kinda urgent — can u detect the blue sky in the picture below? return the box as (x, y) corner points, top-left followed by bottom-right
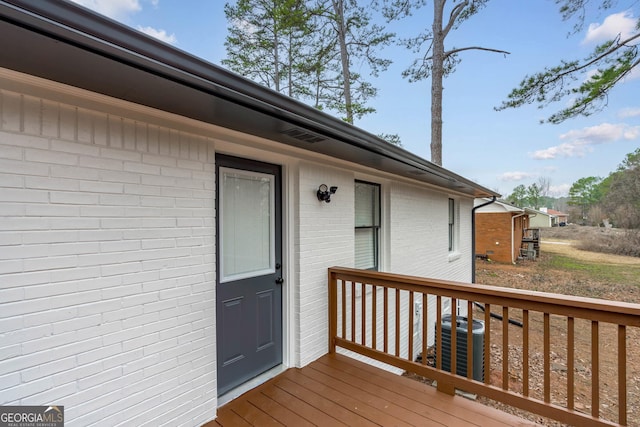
(70, 0), (640, 198)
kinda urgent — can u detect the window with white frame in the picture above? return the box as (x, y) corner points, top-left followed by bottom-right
(448, 197), (457, 252)
(355, 181), (380, 270)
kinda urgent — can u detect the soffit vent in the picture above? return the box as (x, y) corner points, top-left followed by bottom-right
(281, 128), (326, 143)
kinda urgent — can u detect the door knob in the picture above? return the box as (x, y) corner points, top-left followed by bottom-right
(275, 277), (284, 285)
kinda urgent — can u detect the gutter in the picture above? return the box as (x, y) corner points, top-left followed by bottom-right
(511, 211), (527, 264)
(471, 196), (496, 283)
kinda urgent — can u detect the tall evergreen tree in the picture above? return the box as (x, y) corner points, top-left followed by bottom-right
(223, 0), (398, 138)
(507, 184), (528, 207)
(310, 0), (394, 123)
(223, 0), (314, 97)
(377, 0), (508, 165)
(497, 0), (640, 123)
(602, 148), (640, 228)
(568, 176), (603, 223)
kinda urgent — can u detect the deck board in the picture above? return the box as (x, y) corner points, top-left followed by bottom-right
(262, 385), (348, 427)
(317, 354), (530, 427)
(208, 354), (539, 427)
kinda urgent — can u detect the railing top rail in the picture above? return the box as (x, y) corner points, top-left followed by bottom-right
(329, 267), (640, 326)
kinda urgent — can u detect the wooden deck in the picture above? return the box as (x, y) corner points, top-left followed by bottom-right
(207, 353), (538, 426)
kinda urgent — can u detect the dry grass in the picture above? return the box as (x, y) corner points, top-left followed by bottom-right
(541, 224), (640, 258)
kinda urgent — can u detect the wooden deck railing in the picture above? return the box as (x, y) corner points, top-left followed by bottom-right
(328, 267), (640, 427)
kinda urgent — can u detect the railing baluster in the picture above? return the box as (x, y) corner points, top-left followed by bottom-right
(395, 289), (401, 357)
(361, 283), (366, 346)
(451, 298), (457, 378)
(544, 313), (550, 403)
(422, 293), (428, 365)
(341, 280), (346, 340)
(351, 282), (356, 342)
(484, 303), (491, 385)
(592, 320), (599, 418)
(503, 306), (509, 391)
(567, 317), (574, 411)
(408, 291), (414, 361)
(523, 309), (529, 397)
(619, 324), (627, 426)
(372, 285), (377, 350)
(467, 300), (473, 380)
(436, 295), (442, 371)
(384, 286), (388, 353)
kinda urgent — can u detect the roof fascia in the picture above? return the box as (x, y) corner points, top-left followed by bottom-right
(0, 0), (499, 198)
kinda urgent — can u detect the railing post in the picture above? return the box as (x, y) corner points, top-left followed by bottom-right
(328, 268), (337, 354)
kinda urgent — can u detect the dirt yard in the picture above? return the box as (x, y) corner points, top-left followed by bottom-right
(473, 225), (640, 426)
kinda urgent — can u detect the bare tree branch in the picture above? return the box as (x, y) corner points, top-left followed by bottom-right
(443, 45), (510, 58)
(443, 1), (468, 38)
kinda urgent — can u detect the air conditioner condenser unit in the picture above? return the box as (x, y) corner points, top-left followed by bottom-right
(436, 315), (484, 382)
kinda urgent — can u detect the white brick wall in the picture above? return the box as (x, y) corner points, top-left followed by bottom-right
(1, 71), (480, 424)
(297, 162), (354, 366)
(387, 183), (474, 348)
(296, 172), (476, 367)
(0, 89), (217, 426)
(389, 182), (473, 282)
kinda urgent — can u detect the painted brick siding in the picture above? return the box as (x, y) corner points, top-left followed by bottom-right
(388, 183), (474, 348)
(296, 177), (476, 366)
(389, 183), (473, 281)
(0, 89), (217, 426)
(297, 162), (354, 366)
(475, 212), (514, 263)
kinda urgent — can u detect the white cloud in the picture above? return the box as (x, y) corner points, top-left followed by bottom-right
(231, 18), (259, 37)
(549, 184), (571, 197)
(619, 107), (640, 119)
(623, 64), (640, 82)
(69, 0), (141, 20)
(561, 122), (640, 142)
(583, 11), (638, 45)
(530, 123), (640, 160)
(499, 171), (538, 182)
(69, 1), (176, 45)
(530, 142), (588, 159)
(136, 26), (177, 45)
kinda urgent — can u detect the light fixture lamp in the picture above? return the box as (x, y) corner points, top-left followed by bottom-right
(317, 184), (338, 203)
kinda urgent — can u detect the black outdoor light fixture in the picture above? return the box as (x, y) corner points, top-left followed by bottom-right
(317, 184), (338, 203)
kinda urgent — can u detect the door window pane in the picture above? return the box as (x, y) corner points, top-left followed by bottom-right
(220, 168), (275, 282)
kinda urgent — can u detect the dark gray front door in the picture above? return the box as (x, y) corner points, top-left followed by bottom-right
(216, 155), (283, 396)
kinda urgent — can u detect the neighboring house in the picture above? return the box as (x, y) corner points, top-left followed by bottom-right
(547, 208), (569, 225)
(474, 199), (535, 263)
(0, 1), (498, 425)
(529, 207), (568, 228)
(529, 208), (555, 228)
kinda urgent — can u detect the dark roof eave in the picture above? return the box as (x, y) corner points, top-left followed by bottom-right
(0, 0), (499, 198)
